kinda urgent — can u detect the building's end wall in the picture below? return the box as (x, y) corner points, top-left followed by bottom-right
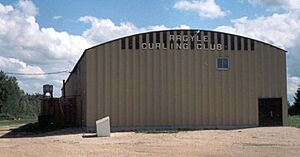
(64, 53), (87, 127)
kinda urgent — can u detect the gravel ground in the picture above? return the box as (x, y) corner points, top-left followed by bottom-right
(0, 127), (299, 157)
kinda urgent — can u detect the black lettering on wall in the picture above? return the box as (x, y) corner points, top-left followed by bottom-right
(128, 36), (133, 49)
(237, 36), (241, 50)
(231, 35), (235, 50)
(244, 38), (248, 50)
(250, 39), (255, 51)
(121, 38), (126, 49)
(135, 35), (139, 49)
(224, 34), (228, 50)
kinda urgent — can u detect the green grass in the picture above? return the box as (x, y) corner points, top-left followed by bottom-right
(0, 119), (37, 128)
(288, 115), (300, 128)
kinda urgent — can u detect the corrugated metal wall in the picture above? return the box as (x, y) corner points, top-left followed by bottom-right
(66, 30), (287, 130)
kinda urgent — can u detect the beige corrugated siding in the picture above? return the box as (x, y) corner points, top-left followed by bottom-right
(65, 30), (287, 130)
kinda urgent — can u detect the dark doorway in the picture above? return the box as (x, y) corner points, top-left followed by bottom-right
(258, 98), (283, 126)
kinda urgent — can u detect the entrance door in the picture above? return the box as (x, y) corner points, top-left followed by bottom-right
(258, 98), (283, 126)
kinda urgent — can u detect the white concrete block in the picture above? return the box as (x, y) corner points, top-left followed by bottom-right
(96, 116), (110, 137)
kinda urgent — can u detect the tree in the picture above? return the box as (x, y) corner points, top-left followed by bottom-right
(0, 71), (41, 119)
(0, 71), (21, 115)
(289, 86), (300, 115)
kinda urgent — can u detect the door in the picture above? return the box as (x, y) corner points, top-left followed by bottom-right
(258, 98), (283, 126)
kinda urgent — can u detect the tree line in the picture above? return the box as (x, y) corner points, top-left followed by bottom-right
(0, 71), (40, 120)
(289, 86), (300, 115)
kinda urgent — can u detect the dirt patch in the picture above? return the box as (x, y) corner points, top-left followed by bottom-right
(0, 127), (299, 157)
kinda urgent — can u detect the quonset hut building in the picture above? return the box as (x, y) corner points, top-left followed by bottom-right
(62, 29), (287, 131)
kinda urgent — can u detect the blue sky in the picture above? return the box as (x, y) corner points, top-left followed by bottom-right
(0, 0), (269, 34)
(0, 0), (300, 103)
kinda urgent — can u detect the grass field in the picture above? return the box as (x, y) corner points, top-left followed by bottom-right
(288, 115), (300, 128)
(0, 119), (37, 129)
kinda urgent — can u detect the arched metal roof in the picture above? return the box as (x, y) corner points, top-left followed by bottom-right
(65, 29), (287, 84)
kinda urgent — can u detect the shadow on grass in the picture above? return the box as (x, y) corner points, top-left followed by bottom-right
(0, 122), (84, 138)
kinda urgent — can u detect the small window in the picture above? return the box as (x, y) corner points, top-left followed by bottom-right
(163, 31), (167, 48)
(135, 35), (139, 49)
(121, 38), (126, 49)
(128, 36), (132, 49)
(217, 33), (221, 44)
(244, 38), (248, 50)
(237, 36), (241, 50)
(156, 32), (160, 43)
(224, 34), (228, 50)
(250, 39), (255, 51)
(210, 32), (215, 44)
(230, 35), (235, 50)
(142, 34), (146, 43)
(149, 33), (153, 43)
(217, 58), (229, 70)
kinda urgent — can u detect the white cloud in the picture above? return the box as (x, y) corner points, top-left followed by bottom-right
(174, 24), (191, 29)
(174, 0), (227, 19)
(0, 1), (92, 64)
(248, 0), (300, 10)
(287, 76), (300, 96)
(52, 16), (62, 20)
(215, 11), (300, 49)
(80, 17), (144, 44)
(0, 56), (45, 79)
(17, 0), (38, 16)
(0, 3), (13, 13)
(79, 16), (190, 44)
